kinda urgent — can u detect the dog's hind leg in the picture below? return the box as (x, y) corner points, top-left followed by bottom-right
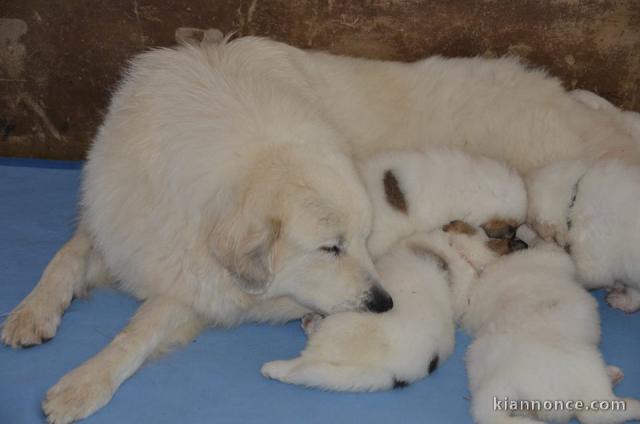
(262, 358), (395, 392)
(1, 226), (109, 348)
(42, 296), (204, 424)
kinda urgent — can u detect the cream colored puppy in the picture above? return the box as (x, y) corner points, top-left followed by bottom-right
(261, 231), (461, 391)
(359, 148), (528, 258)
(450, 229), (640, 424)
(527, 159), (640, 313)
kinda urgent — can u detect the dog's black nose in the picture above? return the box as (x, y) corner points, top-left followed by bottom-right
(509, 238), (528, 252)
(365, 286), (393, 313)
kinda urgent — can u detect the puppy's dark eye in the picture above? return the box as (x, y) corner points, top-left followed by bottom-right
(320, 245), (342, 256)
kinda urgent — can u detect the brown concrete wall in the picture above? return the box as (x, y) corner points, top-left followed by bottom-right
(1, 0), (639, 160)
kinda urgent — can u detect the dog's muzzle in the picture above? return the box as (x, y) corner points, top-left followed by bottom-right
(364, 285), (393, 313)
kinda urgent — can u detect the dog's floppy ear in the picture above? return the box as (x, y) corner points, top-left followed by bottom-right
(209, 211), (282, 295)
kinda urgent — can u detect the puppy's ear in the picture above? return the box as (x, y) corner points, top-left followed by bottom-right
(209, 212), (282, 295)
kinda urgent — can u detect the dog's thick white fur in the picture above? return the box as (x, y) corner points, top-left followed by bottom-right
(2, 33), (638, 422)
(261, 231), (465, 391)
(358, 148), (527, 257)
(2, 36), (394, 423)
(527, 159), (640, 313)
(450, 230), (640, 424)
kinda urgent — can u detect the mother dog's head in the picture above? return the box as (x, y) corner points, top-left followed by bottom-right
(208, 142), (393, 315)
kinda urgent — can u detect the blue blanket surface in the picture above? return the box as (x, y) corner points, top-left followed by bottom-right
(1, 159), (639, 424)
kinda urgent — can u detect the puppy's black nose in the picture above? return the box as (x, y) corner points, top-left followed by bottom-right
(508, 238), (528, 252)
(365, 286), (393, 313)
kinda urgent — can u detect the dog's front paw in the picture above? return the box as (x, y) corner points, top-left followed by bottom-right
(1, 302), (61, 348)
(261, 360), (295, 382)
(43, 365), (115, 424)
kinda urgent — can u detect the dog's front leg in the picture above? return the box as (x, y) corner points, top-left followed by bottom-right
(42, 297), (204, 424)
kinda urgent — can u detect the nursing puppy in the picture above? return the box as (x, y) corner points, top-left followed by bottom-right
(450, 229), (640, 424)
(261, 231), (460, 391)
(359, 148), (528, 258)
(527, 159), (640, 313)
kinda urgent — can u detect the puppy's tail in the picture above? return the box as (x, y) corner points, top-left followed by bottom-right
(576, 397), (640, 424)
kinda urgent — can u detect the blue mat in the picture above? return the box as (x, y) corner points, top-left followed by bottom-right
(1, 159), (639, 424)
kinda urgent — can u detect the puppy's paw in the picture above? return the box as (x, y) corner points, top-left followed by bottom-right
(606, 365), (624, 387)
(1, 302), (61, 348)
(261, 360), (295, 382)
(606, 288), (640, 314)
(43, 365), (115, 424)
(301, 313), (323, 335)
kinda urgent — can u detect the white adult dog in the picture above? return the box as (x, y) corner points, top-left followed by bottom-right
(527, 158), (640, 313)
(449, 228), (640, 424)
(2, 34), (638, 423)
(261, 231), (457, 392)
(2, 35), (393, 423)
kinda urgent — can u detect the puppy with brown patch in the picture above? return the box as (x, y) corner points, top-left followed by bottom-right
(448, 226), (640, 424)
(358, 148), (527, 258)
(527, 159), (640, 313)
(261, 230), (467, 391)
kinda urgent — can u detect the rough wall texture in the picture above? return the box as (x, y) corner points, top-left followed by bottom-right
(1, 0), (639, 159)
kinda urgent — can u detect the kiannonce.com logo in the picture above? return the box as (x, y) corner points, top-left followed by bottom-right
(494, 397), (627, 412)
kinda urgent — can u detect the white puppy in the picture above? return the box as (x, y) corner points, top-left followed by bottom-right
(527, 159), (640, 313)
(359, 148), (528, 257)
(261, 231), (464, 391)
(449, 228), (640, 424)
